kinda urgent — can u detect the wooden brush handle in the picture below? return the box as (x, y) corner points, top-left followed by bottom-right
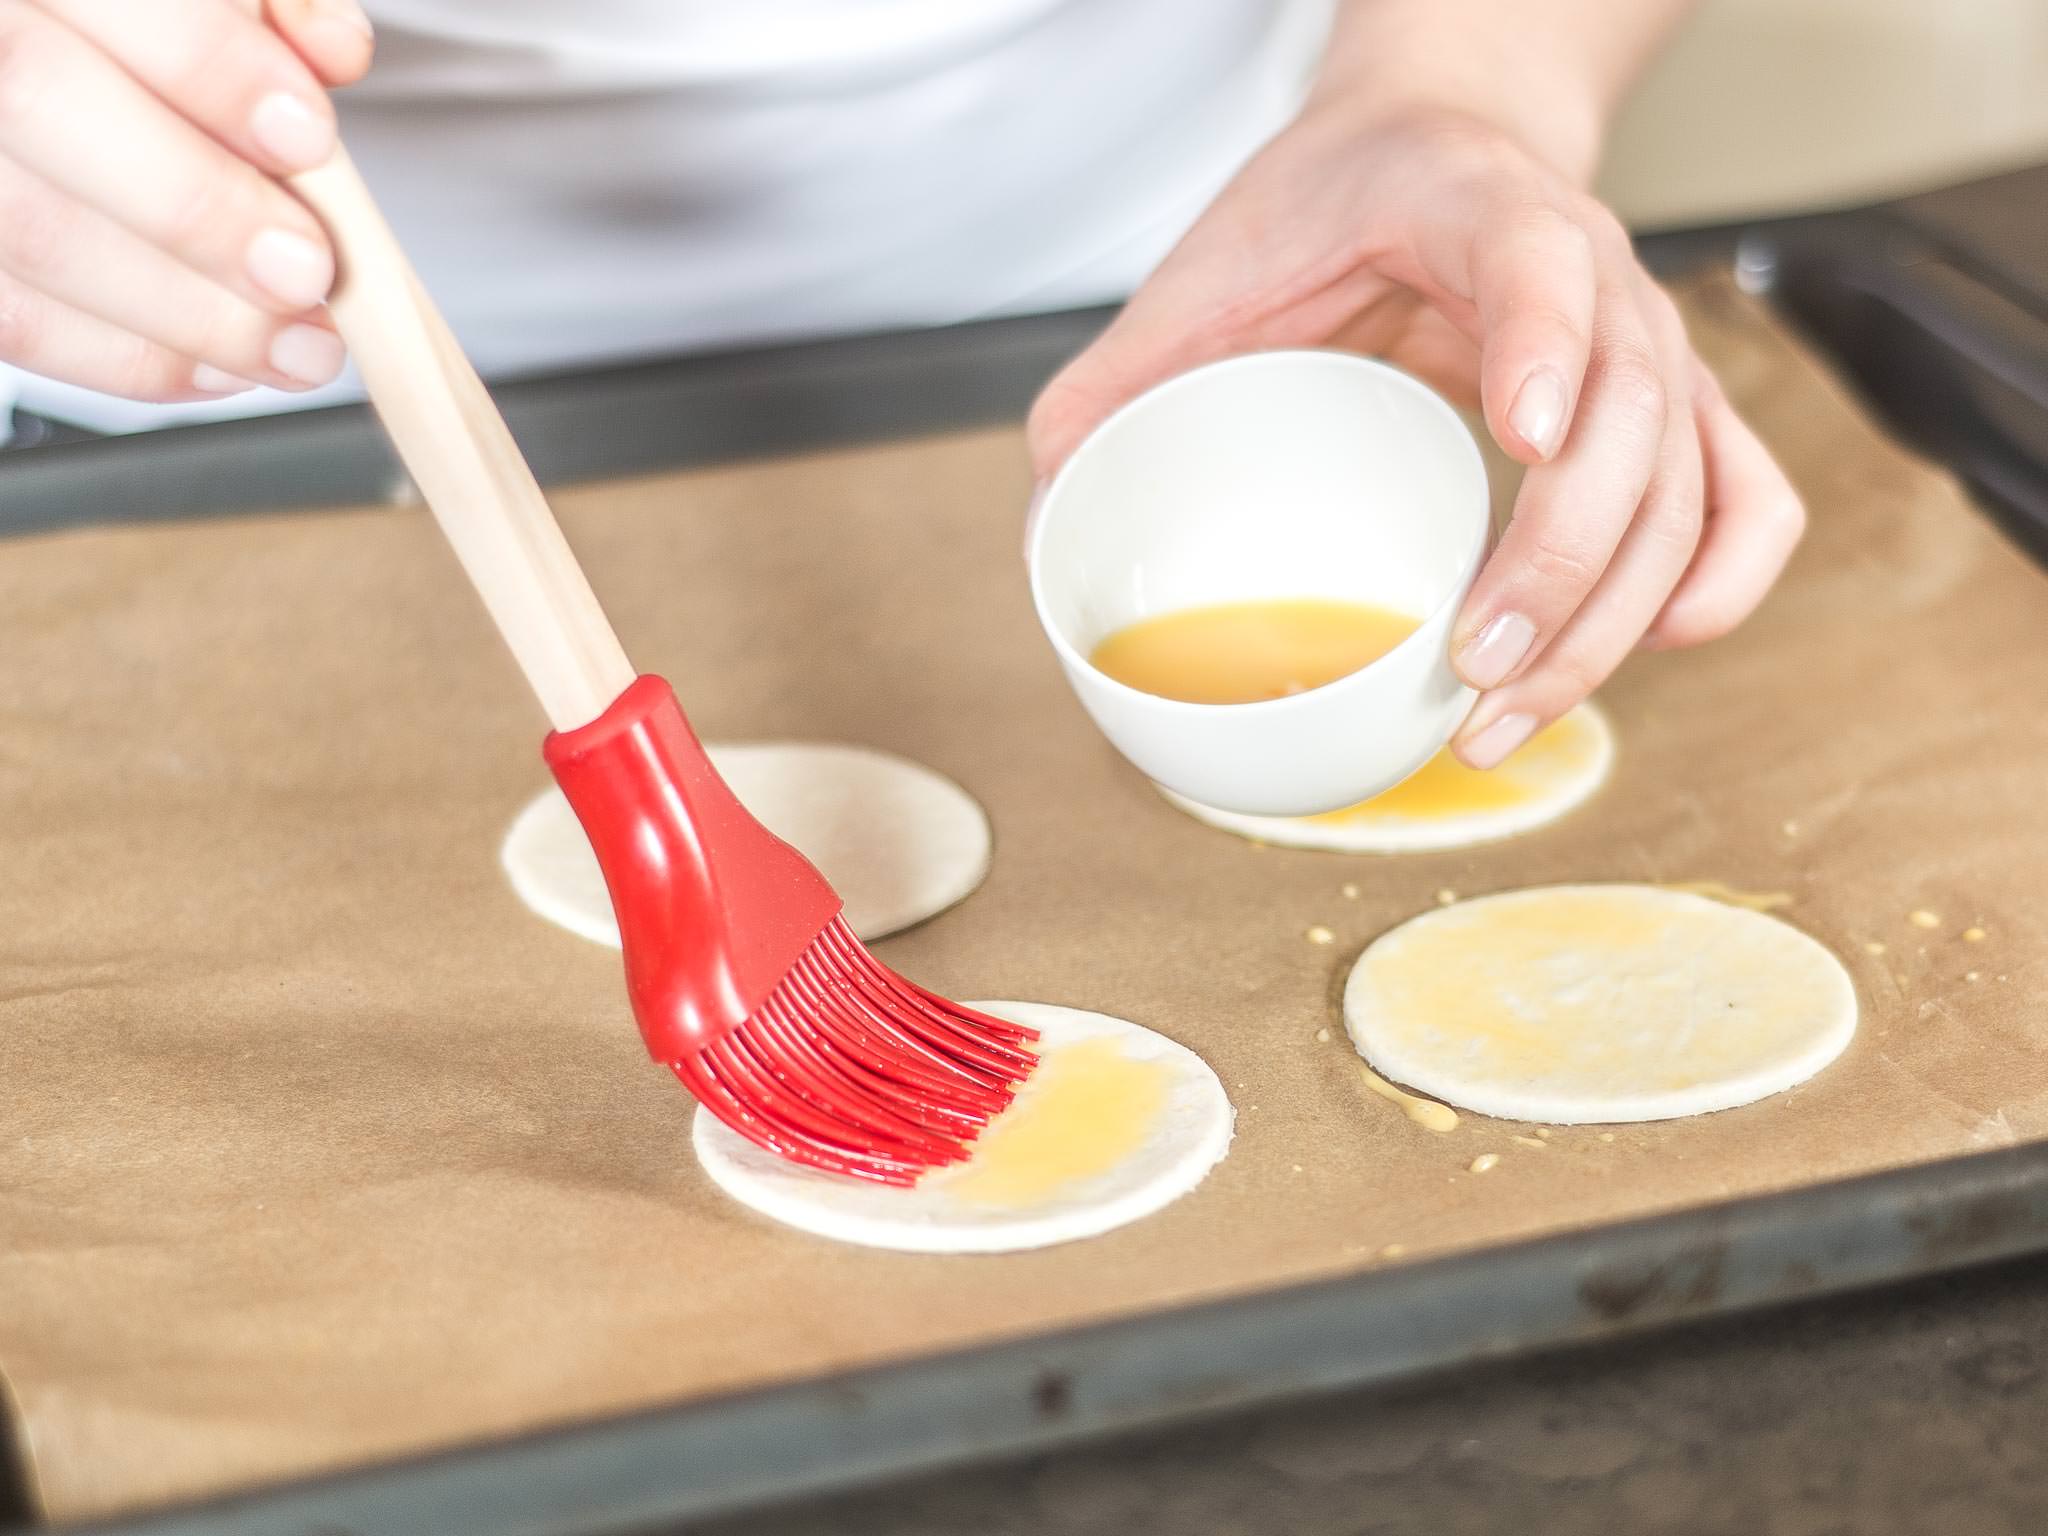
(290, 148), (635, 732)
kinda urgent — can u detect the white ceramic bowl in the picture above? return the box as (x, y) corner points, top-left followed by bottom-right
(1028, 350), (1491, 817)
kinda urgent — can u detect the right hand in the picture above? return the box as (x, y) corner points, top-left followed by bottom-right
(1032, 103), (1804, 770)
(0, 0), (373, 402)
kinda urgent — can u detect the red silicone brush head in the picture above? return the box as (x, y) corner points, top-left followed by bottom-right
(544, 677), (1037, 1184)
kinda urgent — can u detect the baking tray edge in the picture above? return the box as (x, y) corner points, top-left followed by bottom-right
(67, 1140), (2048, 1536)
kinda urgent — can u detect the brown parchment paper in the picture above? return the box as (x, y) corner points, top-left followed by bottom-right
(3, 282), (2047, 1522)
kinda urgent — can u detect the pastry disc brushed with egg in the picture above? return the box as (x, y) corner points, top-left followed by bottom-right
(1344, 884), (1856, 1124)
(1161, 703), (1612, 852)
(503, 741), (991, 947)
(694, 1002), (1234, 1253)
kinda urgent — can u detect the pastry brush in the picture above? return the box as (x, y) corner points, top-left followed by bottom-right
(290, 149), (1036, 1183)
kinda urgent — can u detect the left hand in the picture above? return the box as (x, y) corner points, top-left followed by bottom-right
(1028, 103), (1804, 768)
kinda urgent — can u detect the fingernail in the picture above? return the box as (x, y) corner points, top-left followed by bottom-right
(299, 0), (375, 60)
(269, 323), (346, 387)
(1509, 368), (1568, 459)
(318, 0), (375, 38)
(1453, 612), (1535, 689)
(249, 92), (331, 170)
(1458, 712), (1537, 770)
(245, 228), (333, 310)
(191, 364), (256, 396)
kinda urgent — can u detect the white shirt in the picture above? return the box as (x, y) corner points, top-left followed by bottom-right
(5, 0), (1332, 434)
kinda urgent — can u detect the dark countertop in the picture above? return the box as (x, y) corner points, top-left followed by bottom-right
(694, 1255), (2048, 1536)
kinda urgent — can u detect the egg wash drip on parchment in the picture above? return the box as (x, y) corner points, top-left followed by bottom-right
(1658, 880), (1792, 913)
(1356, 1060), (1460, 1132)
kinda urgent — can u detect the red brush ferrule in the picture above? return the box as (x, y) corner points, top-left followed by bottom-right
(543, 676), (841, 1065)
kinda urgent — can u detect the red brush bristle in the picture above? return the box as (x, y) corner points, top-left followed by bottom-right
(672, 915), (1039, 1185)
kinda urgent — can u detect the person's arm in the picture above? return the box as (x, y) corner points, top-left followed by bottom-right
(1312, 0), (1695, 186)
(0, 0), (372, 401)
(1030, 0), (1804, 770)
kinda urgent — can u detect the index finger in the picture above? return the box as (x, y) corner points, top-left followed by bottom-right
(31, 0), (353, 173)
(1450, 283), (1669, 690)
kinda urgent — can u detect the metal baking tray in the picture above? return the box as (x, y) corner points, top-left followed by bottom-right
(1758, 162), (2048, 562)
(7, 227), (2048, 1536)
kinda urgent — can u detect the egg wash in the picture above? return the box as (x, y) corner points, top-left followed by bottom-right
(1090, 598), (1419, 705)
